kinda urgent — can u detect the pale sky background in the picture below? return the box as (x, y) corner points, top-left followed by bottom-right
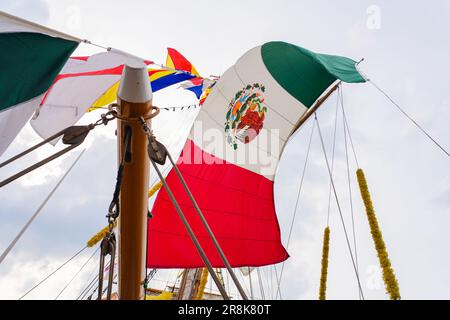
(0, 0), (450, 300)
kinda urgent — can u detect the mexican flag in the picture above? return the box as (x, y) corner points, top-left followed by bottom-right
(148, 41), (365, 268)
(0, 11), (79, 156)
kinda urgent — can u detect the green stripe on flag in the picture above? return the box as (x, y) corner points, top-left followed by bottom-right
(0, 32), (78, 111)
(261, 41), (365, 108)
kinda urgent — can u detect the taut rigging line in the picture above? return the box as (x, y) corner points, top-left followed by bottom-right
(140, 117), (250, 300)
(315, 113), (365, 300)
(0, 111), (117, 188)
(0, 150), (86, 266)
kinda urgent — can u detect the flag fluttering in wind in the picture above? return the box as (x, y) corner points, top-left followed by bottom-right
(30, 51), (147, 142)
(30, 52), (199, 143)
(179, 78), (204, 99)
(166, 47), (200, 77)
(148, 41), (365, 268)
(166, 47), (211, 99)
(0, 11), (80, 156)
(89, 68), (196, 113)
(180, 78), (216, 100)
(30, 50), (149, 143)
(199, 80), (216, 106)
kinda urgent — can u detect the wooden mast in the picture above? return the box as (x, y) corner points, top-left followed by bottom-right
(117, 63), (153, 300)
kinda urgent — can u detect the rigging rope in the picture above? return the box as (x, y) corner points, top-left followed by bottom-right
(340, 87), (361, 299)
(55, 246), (100, 300)
(0, 111), (116, 188)
(315, 114), (365, 299)
(270, 266), (274, 300)
(0, 150), (85, 265)
(106, 126), (131, 222)
(340, 84), (400, 299)
(18, 246), (88, 300)
(91, 104), (200, 113)
(78, 260), (114, 300)
(161, 104), (200, 111)
(264, 267), (272, 300)
(326, 92), (340, 226)
(236, 269), (251, 299)
(275, 119), (316, 300)
(80, 40), (205, 80)
(369, 80), (450, 158)
(86, 167), (165, 254)
(341, 98), (360, 168)
(225, 270), (230, 298)
(76, 261), (101, 300)
(256, 268), (265, 300)
(93, 125), (131, 301)
(248, 268), (254, 299)
(141, 118), (248, 300)
(273, 265), (282, 300)
(87, 272), (118, 301)
(318, 90), (339, 300)
(143, 136), (231, 300)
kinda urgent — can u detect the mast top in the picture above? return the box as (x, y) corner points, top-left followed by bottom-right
(118, 64), (152, 103)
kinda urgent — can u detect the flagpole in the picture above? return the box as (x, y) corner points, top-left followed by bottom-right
(290, 81), (341, 137)
(116, 63), (153, 300)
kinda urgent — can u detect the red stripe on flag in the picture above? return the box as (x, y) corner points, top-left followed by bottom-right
(167, 48), (194, 74)
(70, 56), (90, 61)
(147, 140), (289, 268)
(41, 57), (153, 106)
(39, 65), (125, 105)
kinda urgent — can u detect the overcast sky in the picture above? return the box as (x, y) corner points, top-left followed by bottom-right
(0, 0), (450, 300)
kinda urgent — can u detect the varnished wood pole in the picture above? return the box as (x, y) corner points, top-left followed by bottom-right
(117, 64), (153, 300)
(290, 82), (341, 137)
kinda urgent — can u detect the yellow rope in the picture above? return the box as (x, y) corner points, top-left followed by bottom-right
(194, 268), (209, 300)
(356, 168), (401, 300)
(86, 220), (117, 248)
(319, 227), (330, 300)
(148, 181), (162, 198)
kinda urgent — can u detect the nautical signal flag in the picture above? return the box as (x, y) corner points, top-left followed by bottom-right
(166, 47), (212, 99)
(166, 47), (200, 77)
(30, 51), (151, 143)
(30, 52), (197, 143)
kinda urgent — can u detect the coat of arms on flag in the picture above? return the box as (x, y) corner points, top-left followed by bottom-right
(224, 83), (267, 149)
